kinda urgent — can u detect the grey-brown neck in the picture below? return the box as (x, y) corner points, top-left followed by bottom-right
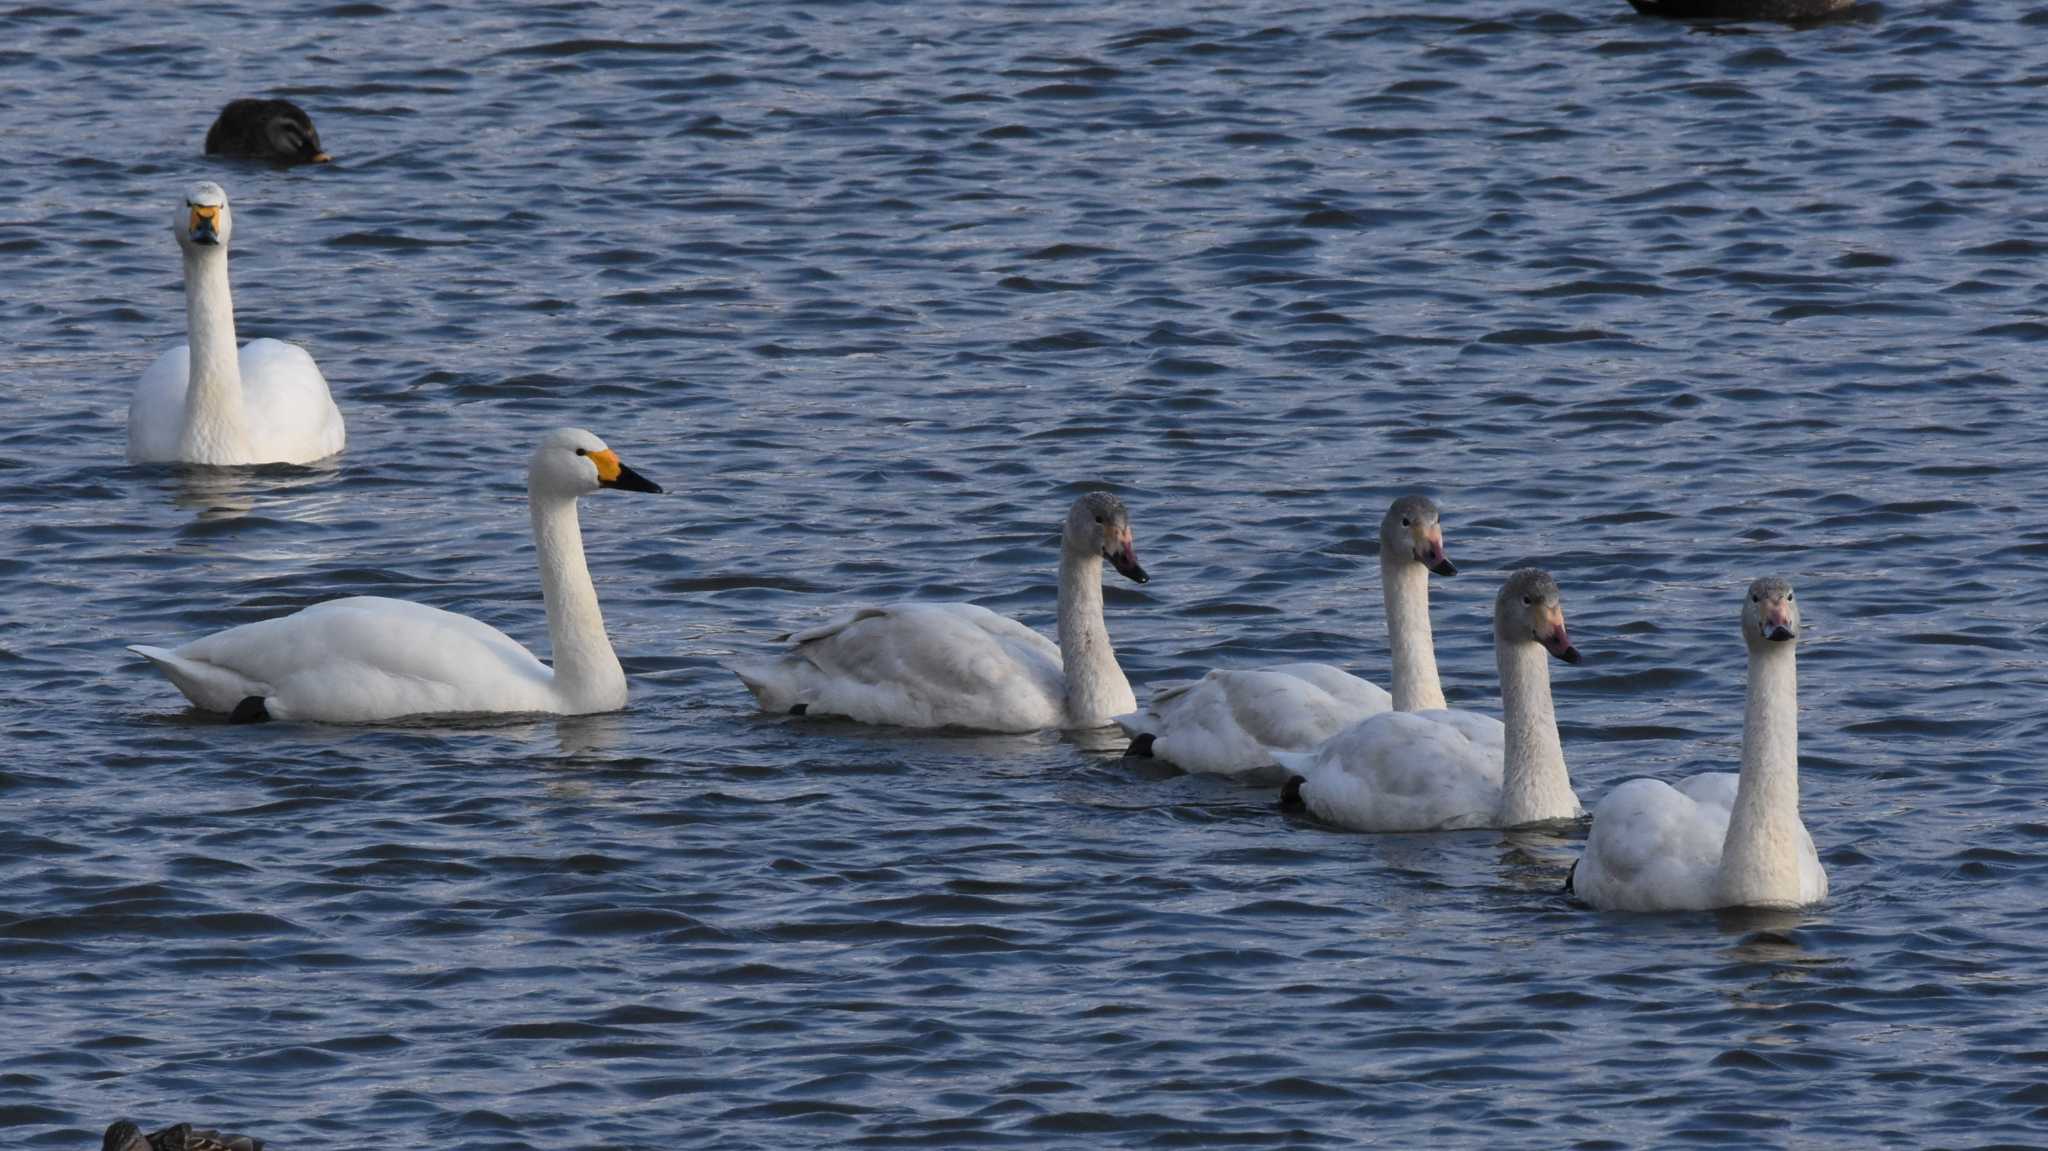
(1381, 555), (1445, 711)
(1056, 546), (1134, 725)
(1495, 640), (1576, 826)
(1717, 640), (1803, 906)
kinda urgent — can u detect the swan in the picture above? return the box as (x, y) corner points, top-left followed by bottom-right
(205, 97), (330, 164)
(1274, 569), (1583, 832)
(128, 428), (661, 723)
(1114, 494), (1458, 774)
(105, 1118), (263, 1151)
(127, 181), (345, 466)
(1569, 577), (1828, 912)
(728, 492), (1149, 731)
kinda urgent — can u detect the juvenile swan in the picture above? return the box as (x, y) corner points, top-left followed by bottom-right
(1570, 578), (1828, 912)
(1276, 569), (1583, 832)
(129, 429), (661, 723)
(205, 97), (330, 164)
(127, 182), (345, 465)
(729, 492), (1149, 731)
(1114, 495), (1457, 773)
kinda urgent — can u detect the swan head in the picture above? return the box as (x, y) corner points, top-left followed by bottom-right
(530, 427), (662, 498)
(1065, 492), (1147, 583)
(174, 182), (232, 251)
(1744, 576), (1798, 646)
(1381, 495), (1455, 576)
(1497, 568), (1579, 664)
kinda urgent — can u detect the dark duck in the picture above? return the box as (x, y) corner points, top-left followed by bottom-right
(204, 98), (329, 164)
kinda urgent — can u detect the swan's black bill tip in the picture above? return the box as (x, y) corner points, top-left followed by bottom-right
(1279, 775), (1306, 812)
(1560, 645), (1582, 665)
(228, 696), (270, 724)
(1126, 733), (1155, 758)
(1430, 558), (1457, 577)
(601, 462), (662, 494)
(1765, 625), (1795, 642)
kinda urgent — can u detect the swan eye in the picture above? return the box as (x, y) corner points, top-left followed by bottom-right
(1401, 517), (1411, 527)
(1094, 516), (1103, 524)
(1750, 593), (1759, 603)
(1522, 595), (1532, 605)
(575, 448), (587, 456)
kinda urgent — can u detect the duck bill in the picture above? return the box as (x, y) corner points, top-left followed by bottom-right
(600, 462), (662, 493)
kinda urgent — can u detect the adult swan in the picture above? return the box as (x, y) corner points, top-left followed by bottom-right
(1115, 495), (1458, 774)
(1570, 577), (1828, 912)
(129, 429), (661, 722)
(729, 492), (1149, 731)
(127, 181), (345, 465)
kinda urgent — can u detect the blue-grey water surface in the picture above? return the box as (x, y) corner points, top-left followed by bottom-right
(3, 1), (2047, 1147)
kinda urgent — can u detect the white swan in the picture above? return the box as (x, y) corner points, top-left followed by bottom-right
(728, 492), (1149, 731)
(1570, 577), (1828, 912)
(127, 181), (345, 466)
(1114, 495), (1458, 774)
(128, 428), (661, 723)
(1274, 569), (1584, 831)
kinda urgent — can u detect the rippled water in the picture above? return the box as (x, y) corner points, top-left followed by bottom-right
(4, 1), (2048, 1147)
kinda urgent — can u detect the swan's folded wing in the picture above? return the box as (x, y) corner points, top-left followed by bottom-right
(1123, 665), (1389, 774)
(775, 602), (1064, 730)
(1576, 775), (1734, 912)
(239, 338), (345, 462)
(1296, 710), (1500, 831)
(172, 596), (552, 721)
(1263, 662), (1392, 718)
(128, 345), (191, 463)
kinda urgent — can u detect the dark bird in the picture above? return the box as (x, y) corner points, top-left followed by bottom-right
(103, 1119), (265, 1151)
(204, 98), (330, 164)
(1627, 0), (1854, 19)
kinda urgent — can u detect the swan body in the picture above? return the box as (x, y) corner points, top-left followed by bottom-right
(1115, 495), (1455, 774)
(127, 182), (345, 466)
(130, 428), (660, 723)
(1277, 569), (1583, 832)
(1572, 578), (1828, 912)
(730, 492), (1149, 732)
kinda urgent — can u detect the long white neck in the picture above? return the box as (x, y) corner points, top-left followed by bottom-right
(1056, 547), (1134, 726)
(1495, 641), (1577, 826)
(530, 486), (626, 712)
(179, 246), (253, 464)
(1382, 557), (1444, 711)
(1716, 642), (1804, 907)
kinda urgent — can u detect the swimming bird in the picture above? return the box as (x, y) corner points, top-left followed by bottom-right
(205, 97), (329, 164)
(129, 428), (661, 723)
(1627, 0), (1854, 20)
(1114, 495), (1457, 774)
(1569, 577), (1828, 912)
(728, 492), (1149, 731)
(104, 1119), (264, 1151)
(1275, 568), (1583, 832)
(127, 181), (345, 466)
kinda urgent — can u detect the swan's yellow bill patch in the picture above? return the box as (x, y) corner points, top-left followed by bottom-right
(189, 205), (219, 233)
(589, 449), (623, 482)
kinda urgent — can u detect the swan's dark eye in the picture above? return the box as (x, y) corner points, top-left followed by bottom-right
(1094, 516), (1103, 524)
(1522, 596), (1532, 605)
(575, 448), (587, 456)
(1750, 593), (1759, 602)
(1401, 517), (1411, 527)
(1785, 592), (1793, 600)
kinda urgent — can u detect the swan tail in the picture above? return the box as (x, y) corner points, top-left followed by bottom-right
(1278, 774), (1308, 812)
(127, 644), (270, 715)
(726, 658), (806, 714)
